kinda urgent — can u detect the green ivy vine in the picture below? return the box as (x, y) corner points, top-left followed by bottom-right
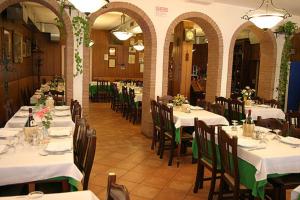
(276, 21), (298, 109)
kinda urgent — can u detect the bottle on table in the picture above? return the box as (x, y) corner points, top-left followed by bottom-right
(25, 108), (36, 127)
(245, 109), (253, 124)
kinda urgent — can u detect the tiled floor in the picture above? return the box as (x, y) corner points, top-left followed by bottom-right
(88, 103), (210, 200)
(88, 103), (292, 200)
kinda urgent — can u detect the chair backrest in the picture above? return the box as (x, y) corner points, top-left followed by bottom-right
(82, 128), (96, 190)
(159, 104), (175, 135)
(290, 126), (300, 139)
(215, 96), (230, 108)
(122, 86), (129, 104)
(252, 96), (264, 104)
(286, 111), (300, 129)
(157, 95), (173, 104)
(228, 99), (245, 122)
(196, 99), (209, 110)
(128, 88), (135, 108)
(150, 100), (160, 127)
(210, 103), (225, 116)
(74, 117), (88, 168)
(218, 128), (240, 190)
(107, 173), (130, 200)
(194, 118), (218, 169)
(256, 116), (285, 131)
(264, 99), (281, 109)
(72, 102), (81, 122)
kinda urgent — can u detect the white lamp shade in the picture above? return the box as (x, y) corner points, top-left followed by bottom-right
(133, 43), (144, 51)
(249, 14), (283, 29)
(112, 31), (133, 41)
(69, 0), (108, 13)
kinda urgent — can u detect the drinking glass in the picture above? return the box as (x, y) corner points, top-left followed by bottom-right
(231, 120), (238, 131)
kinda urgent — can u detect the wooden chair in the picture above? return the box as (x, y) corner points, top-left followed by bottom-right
(252, 96), (264, 104)
(193, 119), (220, 200)
(150, 100), (162, 154)
(286, 111), (300, 129)
(81, 128), (97, 190)
(110, 83), (122, 112)
(51, 90), (65, 106)
(210, 103), (225, 116)
(290, 126), (300, 139)
(72, 102), (82, 123)
(107, 173), (130, 200)
(157, 95), (173, 104)
(121, 86), (130, 119)
(228, 99), (245, 123)
(159, 104), (193, 166)
(96, 80), (109, 102)
(264, 99), (281, 109)
(218, 129), (253, 200)
(215, 96), (230, 120)
(73, 117), (87, 168)
(256, 116), (288, 135)
(128, 88), (141, 124)
(196, 99), (209, 110)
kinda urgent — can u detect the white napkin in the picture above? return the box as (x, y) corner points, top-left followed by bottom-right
(45, 141), (72, 152)
(190, 106), (203, 110)
(55, 106), (70, 111)
(238, 138), (259, 148)
(54, 111), (70, 117)
(280, 137), (300, 145)
(48, 127), (71, 137)
(0, 129), (20, 138)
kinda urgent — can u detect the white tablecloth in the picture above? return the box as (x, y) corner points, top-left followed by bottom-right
(245, 105), (285, 120)
(0, 129), (82, 186)
(0, 190), (98, 200)
(173, 109), (229, 128)
(5, 107), (74, 128)
(291, 185), (300, 200)
(222, 126), (300, 182)
(134, 92), (143, 102)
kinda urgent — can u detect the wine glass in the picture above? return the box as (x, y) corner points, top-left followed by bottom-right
(272, 129), (281, 140)
(231, 120), (238, 131)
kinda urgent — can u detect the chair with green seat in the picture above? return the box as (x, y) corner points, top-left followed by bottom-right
(193, 118), (220, 200)
(210, 103), (225, 116)
(159, 104), (193, 166)
(128, 88), (141, 124)
(121, 86), (130, 119)
(218, 129), (254, 200)
(228, 99), (245, 124)
(286, 111), (300, 129)
(215, 96), (230, 121)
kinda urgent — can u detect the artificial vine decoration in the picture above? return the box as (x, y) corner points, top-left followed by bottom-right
(276, 21), (298, 109)
(54, 0), (66, 37)
(72, 15), (92, 76)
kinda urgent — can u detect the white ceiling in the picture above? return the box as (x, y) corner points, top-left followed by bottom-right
(93, 12), (130, 30)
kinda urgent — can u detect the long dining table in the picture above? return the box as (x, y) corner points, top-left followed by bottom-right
(244, 104), (286, 120)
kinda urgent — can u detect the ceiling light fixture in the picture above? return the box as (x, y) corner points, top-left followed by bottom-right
(112, 13), (133, 41)
(133, 40), (144, 51)
(68, 0), (109, 15)
(242, 0), (291, 30)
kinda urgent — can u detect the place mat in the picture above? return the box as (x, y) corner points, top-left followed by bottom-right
(48, 127), (72, 137)
(45, 141), (72, 152)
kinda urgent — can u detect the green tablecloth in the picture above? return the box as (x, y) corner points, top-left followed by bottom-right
(49, 176), (81, 191)
(192, 141), (283, 199)
(89, 84), (112, 97)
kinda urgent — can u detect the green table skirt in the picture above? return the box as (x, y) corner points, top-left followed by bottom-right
(89, 84), (112, 97)
(49, 177), (81, 191)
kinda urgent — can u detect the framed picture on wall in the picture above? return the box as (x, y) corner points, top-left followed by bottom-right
(3, 29), (12, 61)
(128, 54), (135, 64)
(108, 58), (116, 68)
(109, 47), (116, 56)
(13, 32), (23, 63)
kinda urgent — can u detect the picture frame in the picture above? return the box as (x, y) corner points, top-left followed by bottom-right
(129, 46), (136, 53)
(108, 58), (116, 68)
(104, 54), (108, 61)
(140, 63), (144, 73)
(109, 47), (116, 56)
(128, 54), (135, 64)
(3, 29), (12, 60)
(13, 32), (23, 63)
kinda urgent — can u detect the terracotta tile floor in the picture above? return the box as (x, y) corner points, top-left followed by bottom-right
(88, 103), (292, 200)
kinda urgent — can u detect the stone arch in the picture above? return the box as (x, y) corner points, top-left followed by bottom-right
(226, 21), (277, 99)
(0, 0), (74, 103)
(84, 2), (157, 137)
(162, 12), (224, 102)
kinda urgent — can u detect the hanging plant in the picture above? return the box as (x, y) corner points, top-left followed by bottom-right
(54, 0), (66, 37)
(276, 21), (298, 109)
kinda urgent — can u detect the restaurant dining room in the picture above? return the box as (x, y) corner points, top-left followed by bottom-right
(1, 0), (300, 200)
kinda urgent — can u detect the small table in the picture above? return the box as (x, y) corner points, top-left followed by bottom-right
(0, 190), (99, 200)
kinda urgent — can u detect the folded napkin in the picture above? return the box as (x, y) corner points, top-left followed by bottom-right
(45, 141), (72, 152)
(54, 111), (70, 117)
(238, 138), (259, 148)
(280, 136), (300, 145)
(190, 106), (203, 110)
(0, 144), (8, 154)
(48, 127), (72, 137)
(0, 128), (20, 138)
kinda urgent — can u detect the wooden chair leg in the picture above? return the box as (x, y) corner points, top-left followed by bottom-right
(28, 183), (35, 193)
(160, 135), (165, 159)
(62, 180), (70, 192)
(218, 176), (224, 200)
(168, 139), (175, 166)
(194, 164), (205, 193)
(151, 128), (157, 150)
(208, 171), (217, 200)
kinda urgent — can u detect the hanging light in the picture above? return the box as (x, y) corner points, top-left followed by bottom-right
(68, 0), (109, 14)
(242, 0), (291, 30)
(112, 13), (133, 41)
(133, 40), (144, 51)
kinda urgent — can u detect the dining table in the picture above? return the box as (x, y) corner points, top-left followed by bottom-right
(0, 190), (98, 200)
(220, 126), (300, 199)
(172, 105), (229, 166)
(0, 125), (82, 191)
(244, 104), (285, 120)
(5, 106), (74, 128)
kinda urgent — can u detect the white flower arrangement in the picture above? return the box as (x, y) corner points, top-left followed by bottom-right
(173, 94), (187, 106)
(241, 86), (255, 99)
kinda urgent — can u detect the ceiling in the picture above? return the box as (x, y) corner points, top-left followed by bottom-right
(93, 12), (129, 30)
(187, 0), (300, 16)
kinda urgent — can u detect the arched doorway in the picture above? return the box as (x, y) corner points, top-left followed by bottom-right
(162, 12), (223, 102)
(85, 2), (157, 137)
(227, 22), (277, 99)
(0, 0), (74, 103)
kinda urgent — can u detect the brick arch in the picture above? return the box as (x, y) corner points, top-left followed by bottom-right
(0, 0), (74, 103)
(84, 2), (157, 137)
(226, 22), (277, 99)
(162, 12), (223, 102)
